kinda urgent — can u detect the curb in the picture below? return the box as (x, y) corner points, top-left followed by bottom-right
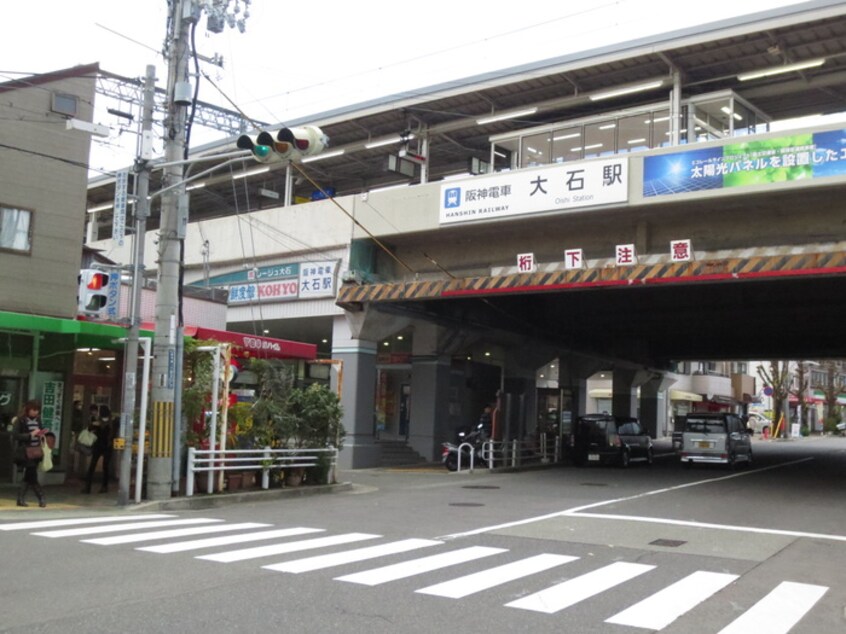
(131, 482), (354, 512)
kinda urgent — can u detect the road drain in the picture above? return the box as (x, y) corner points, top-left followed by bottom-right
(650, 538), (687, 547)
(461, 485), (500, 490)
(580, 482), (608, 487)
(449, 502), (485, 507)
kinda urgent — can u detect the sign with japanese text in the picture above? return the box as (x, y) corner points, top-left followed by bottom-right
(670, 239), (693, 262)
(112, 170), (128, 247)
(615, 244), (638, 266)
(194, 262), (300, 288)
(440, 158), (628, 224)
(643, 129), (846, 197)
(227, 260), (338, 304)
(41, 381), (63, 438)
(517, 253), (536, 273)
(299, 260), (339, 299)
(564, 249), (585, 270)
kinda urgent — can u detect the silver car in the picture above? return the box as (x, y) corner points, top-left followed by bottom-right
(680, 412), (753, 468)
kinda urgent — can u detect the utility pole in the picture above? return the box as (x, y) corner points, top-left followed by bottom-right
(148, 0), (192, 500)
(117, 64), (156, 506)
(149, 0), (251, 500)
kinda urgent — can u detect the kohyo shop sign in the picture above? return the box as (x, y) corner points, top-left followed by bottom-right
(439, 158), (628, 224)
(229, 279), (299, 303)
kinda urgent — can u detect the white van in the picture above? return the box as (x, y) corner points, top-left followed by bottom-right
(680, 412), (753, 467)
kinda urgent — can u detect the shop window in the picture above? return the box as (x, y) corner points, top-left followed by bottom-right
(0, 206), (32, 253)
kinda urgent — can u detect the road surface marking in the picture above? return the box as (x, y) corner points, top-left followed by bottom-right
(81, 522), (271, 545)
(506, 561), (655, 614)
(32, 518), (222, 538)
(717, 581), (828, 634)
(0, 514), (174, 531)
(138, 527), (324, 554)
(441, 458), (833, 541)
(264, 538), (442, 573)
(567, 511), (846, 542)
(606, 570), (738, 629)
(197, 532), (380, 563)
(336, 546), (506, 586)
(416, 553), (578, 599)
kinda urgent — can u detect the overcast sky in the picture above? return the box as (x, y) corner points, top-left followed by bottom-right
(2, 0), (808, 171)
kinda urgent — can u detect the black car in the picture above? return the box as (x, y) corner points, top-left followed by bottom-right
(573, 414), (653, 467)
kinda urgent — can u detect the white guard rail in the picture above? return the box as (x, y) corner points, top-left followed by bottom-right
(186, 446), (337, 496)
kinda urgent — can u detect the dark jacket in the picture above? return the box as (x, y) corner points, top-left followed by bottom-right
(14, 416), (44, 467)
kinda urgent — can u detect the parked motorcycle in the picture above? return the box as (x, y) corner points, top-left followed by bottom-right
(441, 424), (488, 471)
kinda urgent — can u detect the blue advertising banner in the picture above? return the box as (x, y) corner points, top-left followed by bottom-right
(643, 129), (846, 197)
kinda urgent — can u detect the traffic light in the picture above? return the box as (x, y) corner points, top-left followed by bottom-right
(78, 269), (119, 319)
(237, 125), (329, 164)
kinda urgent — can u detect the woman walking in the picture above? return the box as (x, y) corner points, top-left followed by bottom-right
(13, 400), (47, 507)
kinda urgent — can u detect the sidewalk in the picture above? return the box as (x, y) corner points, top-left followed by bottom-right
(0, 476), (353, 518)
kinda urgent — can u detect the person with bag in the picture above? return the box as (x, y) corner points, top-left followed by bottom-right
(13, 399), (47, 508)
(82, 405), (114, 494)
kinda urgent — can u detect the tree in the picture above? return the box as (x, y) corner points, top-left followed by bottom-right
(283, 383), (345, 449)
(757, 361), (790, 438)
(813, 360), (844, 426)
(790, 361), (811, 429)
(249, 358), (294, 448)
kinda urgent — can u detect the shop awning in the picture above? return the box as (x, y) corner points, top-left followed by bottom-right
(0, 310), (154, 348)
(589, 387), (704, 403)
(188, 326), (316, 360)
(670, 389), (704, 402)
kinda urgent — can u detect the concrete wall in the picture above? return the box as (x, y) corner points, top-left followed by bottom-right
(0, 73), (95, 318)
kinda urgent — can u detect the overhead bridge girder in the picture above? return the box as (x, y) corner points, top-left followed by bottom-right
(337, 244), (846, 309)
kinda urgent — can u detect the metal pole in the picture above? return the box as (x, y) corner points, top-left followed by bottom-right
(171, 325), (184, 493)
(217, 344), (232, 492)
(207, 346), (221, 494)
(134, 337), (152, 503)
(117, 64), (155, 506)
(149, 0), (191, 500)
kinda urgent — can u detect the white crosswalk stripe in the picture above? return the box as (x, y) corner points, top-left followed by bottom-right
(506, 561), (655, 614)
(717, 581), (829, 634)
(336, 546), (506, 586)
(137, 527), (325, 554)
(0, 514), (175, 531)
(2, 514), (830, 631)
(416, 553), (578, 599)
(197, 532), (380, 563)
(264, 538), (442, 574)
(32, 518), (223, 538)
(82, 522), (272, 546)
(605, 570), (739, 630)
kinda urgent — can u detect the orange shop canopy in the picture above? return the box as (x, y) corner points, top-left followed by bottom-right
(186, 326), (316, 360)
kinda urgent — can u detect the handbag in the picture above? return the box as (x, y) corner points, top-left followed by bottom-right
(39, 438), (53, 472)
(77, 428), (97, 447)
(25, 444), (44, 461)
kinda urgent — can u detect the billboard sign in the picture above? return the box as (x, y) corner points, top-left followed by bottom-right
(643, 129), (846, 197)
(440, 158), (628, 224)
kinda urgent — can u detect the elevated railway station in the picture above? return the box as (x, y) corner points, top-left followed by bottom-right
(87, 1), (846, 467)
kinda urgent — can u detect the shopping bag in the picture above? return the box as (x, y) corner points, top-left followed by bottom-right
(77, 429), (97, 447)
(39, 438), (53, 472)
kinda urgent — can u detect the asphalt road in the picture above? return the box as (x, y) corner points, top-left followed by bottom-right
(1, 436), (845, 633)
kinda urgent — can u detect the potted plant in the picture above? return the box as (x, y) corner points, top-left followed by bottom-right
(249, 358), (294, 486)
(282, 383), (345, 486)
(225, 401), (254, 491)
